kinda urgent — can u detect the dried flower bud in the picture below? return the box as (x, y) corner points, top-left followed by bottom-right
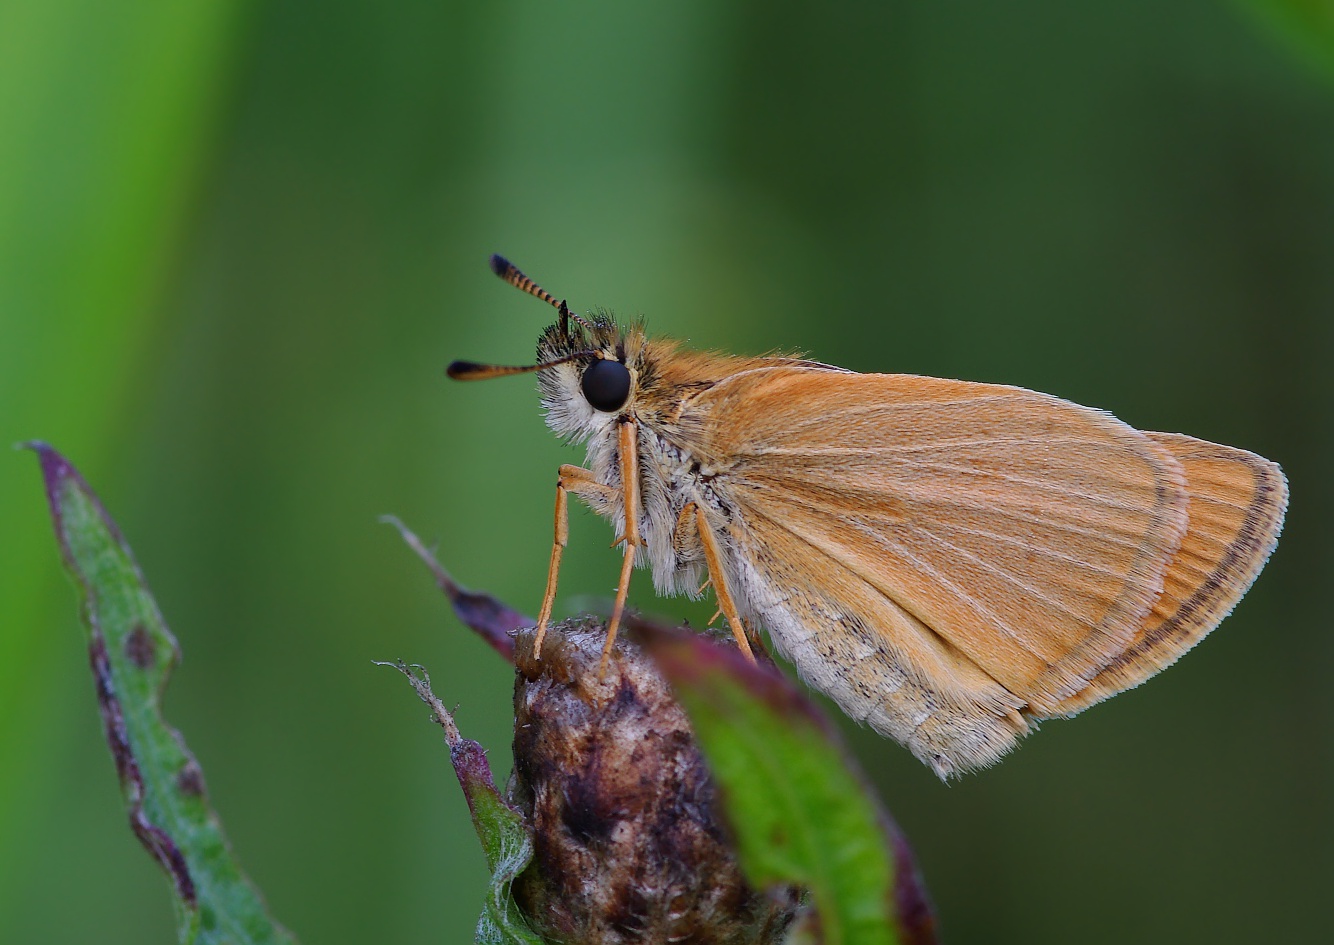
(508, 618), (799, 944)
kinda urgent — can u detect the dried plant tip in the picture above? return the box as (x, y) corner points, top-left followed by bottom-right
(509, 619), (799, 945)
(382, 515), (530, 661)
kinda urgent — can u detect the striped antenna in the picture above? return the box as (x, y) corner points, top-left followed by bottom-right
(446, 349), (596, 382)
(489, 254), (593, 331)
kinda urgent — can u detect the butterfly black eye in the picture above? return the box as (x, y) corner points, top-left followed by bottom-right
(581, 358), (632, 413)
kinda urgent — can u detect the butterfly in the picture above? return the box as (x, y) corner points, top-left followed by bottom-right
(449, 255), (1288, 778)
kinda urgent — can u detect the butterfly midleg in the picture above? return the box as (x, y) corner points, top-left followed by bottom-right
(597, 420), (643, 677)
(535, 463), (616, 658)
(667, 504), (718, 599)
(688, 503), (756, 663)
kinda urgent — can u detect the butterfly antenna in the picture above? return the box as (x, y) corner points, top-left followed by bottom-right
(447, 349), (595, 381)
(489, 254), (593, 331)
(447, 256), (600, 382)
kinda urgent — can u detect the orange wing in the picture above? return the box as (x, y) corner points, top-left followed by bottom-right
(671, 366), (1280, 775)
(1053, 433), (1286, 713)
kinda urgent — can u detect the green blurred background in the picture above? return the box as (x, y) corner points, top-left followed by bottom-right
(3, 0), (1331, 942)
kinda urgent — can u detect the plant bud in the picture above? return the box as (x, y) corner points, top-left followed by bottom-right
(508, 618), (799, 944)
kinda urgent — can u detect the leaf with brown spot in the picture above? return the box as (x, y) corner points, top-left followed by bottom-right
(29, 443), (297, 945)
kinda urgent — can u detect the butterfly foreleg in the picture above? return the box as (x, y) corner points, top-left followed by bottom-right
(535, 463), (617, 659)
(597, 420), (643, 677)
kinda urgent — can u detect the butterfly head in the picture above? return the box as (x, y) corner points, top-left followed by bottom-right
(446, 255), (650, 443)
(533, 309), (651, 442)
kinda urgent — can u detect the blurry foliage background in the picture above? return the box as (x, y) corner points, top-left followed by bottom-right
(3, 1), (1332, 943)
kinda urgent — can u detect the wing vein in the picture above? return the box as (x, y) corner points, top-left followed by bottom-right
(744, 500), (1055, 665)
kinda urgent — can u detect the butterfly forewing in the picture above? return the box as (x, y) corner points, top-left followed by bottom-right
(675, 367), (1193, 773)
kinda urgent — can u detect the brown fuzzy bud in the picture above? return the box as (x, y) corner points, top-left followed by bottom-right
(508, 618), (799, 945)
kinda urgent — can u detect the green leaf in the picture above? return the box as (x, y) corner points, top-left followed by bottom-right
(0, 0), (249, 908)
(377, 661), (545, 945)
(640, 624), (937, 945)
(30, 443), (297, 945)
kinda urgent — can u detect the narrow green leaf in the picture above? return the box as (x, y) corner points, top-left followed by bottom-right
(0, 0), (250, 908)
(377, 661), (545, 945)
(30, 443), (297, 945)
(640, 623), (937, 945)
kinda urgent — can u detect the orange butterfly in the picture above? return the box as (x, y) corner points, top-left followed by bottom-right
(450, 256), (1287, 778)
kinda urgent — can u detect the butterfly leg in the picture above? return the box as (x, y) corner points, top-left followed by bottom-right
(690, 504), (757, 664)
(597, 420), (643, 677)
(670, 504), (715, 598)
(535, 464), (616, 658)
